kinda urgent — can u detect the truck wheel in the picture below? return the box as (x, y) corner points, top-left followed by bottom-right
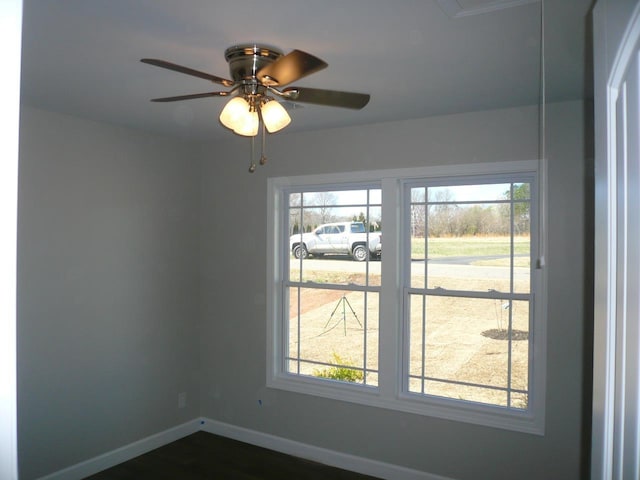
(352, 245), (368, 262)
(293, 244), (308, 259)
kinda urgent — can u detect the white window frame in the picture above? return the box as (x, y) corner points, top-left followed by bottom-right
(267, 160), (546, 435)
(283, 182), (382, 386)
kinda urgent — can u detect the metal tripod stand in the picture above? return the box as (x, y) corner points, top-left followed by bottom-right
(323, 294), (362, 336)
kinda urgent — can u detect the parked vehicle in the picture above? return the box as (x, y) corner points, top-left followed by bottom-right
(289, 221), (381, 261)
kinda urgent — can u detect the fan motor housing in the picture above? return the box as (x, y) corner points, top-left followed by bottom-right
(224, 44), (282, 82)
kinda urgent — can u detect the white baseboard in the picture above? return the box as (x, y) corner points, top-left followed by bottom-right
(37, 419), (201, 480)
(200, 417), (455, 480)
(39, 417), (455, 480)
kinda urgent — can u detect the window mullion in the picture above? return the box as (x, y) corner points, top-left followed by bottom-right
(508, 184), (515, 407)
(378, 177), (401, 400)
(363, 190), (371, 384)
(422, 190), (429, 396)
(407, 287), (530, 301)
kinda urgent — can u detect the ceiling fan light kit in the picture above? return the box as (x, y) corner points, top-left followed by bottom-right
(141, 43), (370, 172)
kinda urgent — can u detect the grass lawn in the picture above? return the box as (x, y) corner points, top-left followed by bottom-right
(412, 235), (530, 259)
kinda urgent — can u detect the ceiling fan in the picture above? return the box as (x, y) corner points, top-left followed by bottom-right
(141, 44), (370, 172)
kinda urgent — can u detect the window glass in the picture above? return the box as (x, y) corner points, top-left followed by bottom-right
(406, 181), (532, 411)
(287, 287), (378, 385)
(407, 295), (529, 408)
(285, 187), (381, 385)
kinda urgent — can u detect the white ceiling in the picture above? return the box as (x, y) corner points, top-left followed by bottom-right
(20, 0), (594, 142)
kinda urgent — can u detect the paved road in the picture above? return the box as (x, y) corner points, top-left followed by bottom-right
(292, 255), (529, 281)
(424, 254), (529, 265)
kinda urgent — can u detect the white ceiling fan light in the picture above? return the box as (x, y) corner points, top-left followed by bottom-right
(232, 108), (259, 137)
(219, 96), (251, 131)
(260, 99), (291, 133)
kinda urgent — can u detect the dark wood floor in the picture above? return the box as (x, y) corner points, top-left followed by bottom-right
(85, 431), (382, 480)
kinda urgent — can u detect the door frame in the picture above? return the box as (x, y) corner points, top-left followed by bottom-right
(592, 1), (640, 478)
(0, 1), (22, 479)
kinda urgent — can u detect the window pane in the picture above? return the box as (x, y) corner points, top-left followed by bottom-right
(426, 228), (513, 293)
(514, 203), (531, 294)
(505, 183), (531, 200)
(288, 287), (300, 373)
(303, 190), (369, 206)
(407, 295), (530, 408)
(511, 392), (528, 411)
(429, 183), (512, 203)
(369, 189), (382, 205)
(408, 182), (533, 294)
(410, 187), (427, 289)
(290, 260), (381, 287)
(286, 288), (379, 385)
(410, 198), (427, 289)
(289, 192), (302, 208)
(288, 205), (303, 281)
(408, 294), (425, 385)
(287, 189), (382, 287)
(424, 297), (508, 387)
(511, 300), (530, 394)
(408, 376), (423, 394)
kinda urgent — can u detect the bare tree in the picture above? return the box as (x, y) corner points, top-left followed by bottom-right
(411, 188), (426, 237)
(311, 191), (338, 224)
(428, 188), (457, 237)
(288, 193), (302, 235)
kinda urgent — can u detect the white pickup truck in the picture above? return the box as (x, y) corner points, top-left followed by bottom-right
(289, 221), (382, 262)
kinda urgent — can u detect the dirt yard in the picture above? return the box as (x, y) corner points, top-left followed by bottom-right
(288, 261), (530, 409)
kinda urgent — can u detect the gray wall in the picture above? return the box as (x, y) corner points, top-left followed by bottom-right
(17, 107), (201, 479)
(199, 101), (589, 480)
(17, 100), (589, 480)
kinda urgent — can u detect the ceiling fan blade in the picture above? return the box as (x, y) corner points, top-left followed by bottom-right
(282, 87), (370, 109)
(141, 59), (234, 87)
(257, 50), (327, 86)
(150, 92), (229, 102)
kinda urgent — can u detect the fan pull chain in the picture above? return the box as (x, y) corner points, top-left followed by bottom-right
(260, 122), (267, 166)
(248, 136), (257, 173)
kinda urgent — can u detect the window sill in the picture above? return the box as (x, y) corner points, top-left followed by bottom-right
(267, 373), (544, 435)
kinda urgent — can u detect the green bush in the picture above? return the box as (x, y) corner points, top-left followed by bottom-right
(313, 353), (364, 383)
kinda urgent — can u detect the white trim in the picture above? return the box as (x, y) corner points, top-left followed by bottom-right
(37, 419), (201, 480)
(268, 161), (539, 188)
(0, 1), (21, 479)
(608, 2), (640, 89)
(267, 161), (545, 435)
(39, 417), (454, 480)
(199, 417), (454, 480)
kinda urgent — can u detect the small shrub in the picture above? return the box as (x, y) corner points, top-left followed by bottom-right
(313, 353), (364, 383)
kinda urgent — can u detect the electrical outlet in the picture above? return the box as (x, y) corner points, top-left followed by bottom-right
(178, 392), (187, 409)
